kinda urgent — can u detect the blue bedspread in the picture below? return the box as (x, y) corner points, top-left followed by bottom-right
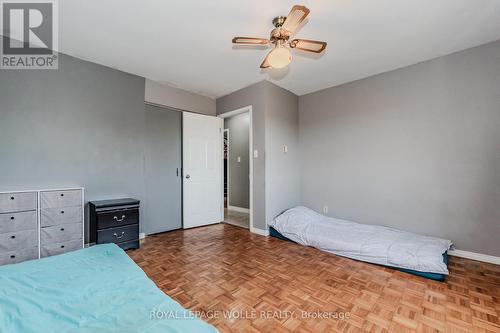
(0, 244), (218, 333)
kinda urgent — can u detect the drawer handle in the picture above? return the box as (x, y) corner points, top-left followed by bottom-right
(10, 196), (14, 200)
(60, 245), (65, 249)
(10, 255), (15, 259)
(113, 232), (125, 239)
(61, 210), (65, 214)
(60, 193), (64, 197)
(10, 216), (15, 220)
(11, 235), (15, 239)
(113, 215), (126, 222)
(60, 228), (65, 231)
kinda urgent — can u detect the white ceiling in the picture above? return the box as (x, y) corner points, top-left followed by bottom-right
(59, 0), (500, 98)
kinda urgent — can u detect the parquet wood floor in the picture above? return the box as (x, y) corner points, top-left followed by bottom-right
(128, 224), (500, 333)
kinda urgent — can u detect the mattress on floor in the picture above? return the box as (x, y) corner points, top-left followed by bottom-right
(269, 206), (452, 279)
(0, 244), (218, 333)
(269, 227), (448, 281)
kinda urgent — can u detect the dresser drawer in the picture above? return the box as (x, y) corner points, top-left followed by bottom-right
(0, 192), (37, 213)
(40, 190), (82, 209)
(97, 224), (139, 245)
(96, 208), (139, 230)
(0, 211), (37, 234)
(116, 239), (140, 251)
(0, 247), (38, 265)
(40, 239), (82, 258)
(41, 223), (83, 246)
(41, 206), (82, 227)
(0, 229), (37, 251)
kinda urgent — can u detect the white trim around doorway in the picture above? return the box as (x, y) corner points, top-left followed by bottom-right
(224, 128), (230, 207)
(218, 106), (255, 234)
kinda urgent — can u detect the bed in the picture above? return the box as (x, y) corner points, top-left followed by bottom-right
(0, 244), (218, 333)
(269, 206), (452, 281)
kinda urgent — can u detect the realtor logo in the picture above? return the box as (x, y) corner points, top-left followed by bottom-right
(1, 0), (58, 69)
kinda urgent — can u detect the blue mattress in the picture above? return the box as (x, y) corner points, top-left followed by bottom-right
(269, 227), (447, 281)
(0, 244), (218, 333)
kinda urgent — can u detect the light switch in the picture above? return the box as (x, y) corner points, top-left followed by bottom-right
(253, 149), (258, 158)
(237, 156), (241, 163)
(283, 145), (288, 153)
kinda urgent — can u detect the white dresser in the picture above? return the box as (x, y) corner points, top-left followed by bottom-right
(0, 188), (84, 266)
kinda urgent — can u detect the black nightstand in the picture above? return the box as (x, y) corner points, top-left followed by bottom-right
(89, 198), (140, 250)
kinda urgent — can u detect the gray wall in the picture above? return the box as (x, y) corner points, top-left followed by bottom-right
(145, 79), (216, 116)
(0, 51), (188, 241)
(217, 81), (300, 230)
(265, 84), (300, 223)
(299, 40), (500, 256)
(217, 81), (267, 230)
(224, 113), (250, 209)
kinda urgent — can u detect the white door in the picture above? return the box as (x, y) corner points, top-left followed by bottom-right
(183, 112), (223, 228)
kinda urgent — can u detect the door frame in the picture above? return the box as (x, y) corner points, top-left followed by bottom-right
(223, 128), (230, 207)
(218, 106), (254, 233)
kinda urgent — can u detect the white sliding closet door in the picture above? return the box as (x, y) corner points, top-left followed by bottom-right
(183, 112), (223, 229)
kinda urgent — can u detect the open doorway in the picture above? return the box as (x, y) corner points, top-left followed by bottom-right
(220, 107), (252, 230)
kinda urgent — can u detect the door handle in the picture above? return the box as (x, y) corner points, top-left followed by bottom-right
(185, 174), (191, 179)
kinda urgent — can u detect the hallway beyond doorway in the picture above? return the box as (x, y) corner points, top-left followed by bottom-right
(223, 208), (249, 229)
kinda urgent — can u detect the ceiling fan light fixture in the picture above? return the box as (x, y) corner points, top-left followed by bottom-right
(267, 45), (292, 69)
(232, 5), (326, 69)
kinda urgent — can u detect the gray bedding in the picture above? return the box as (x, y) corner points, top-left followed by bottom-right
(269, 206), (452, 274)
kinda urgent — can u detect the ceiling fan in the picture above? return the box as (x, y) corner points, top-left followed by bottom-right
(232, 5), (327, 69)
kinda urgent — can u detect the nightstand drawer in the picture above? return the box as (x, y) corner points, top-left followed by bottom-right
(0, 192), (37, 213)
(0, 211), (37, 234)
(116, 239), (140, 251)
(96, 208), (139, 230)
(97, 224), (139, 245)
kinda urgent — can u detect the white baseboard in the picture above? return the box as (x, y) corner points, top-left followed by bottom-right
(250, 226), (269, 236)
(228, 206), (250, 213)
(448, 249), (500, 265)
(139, 232), (146, 240)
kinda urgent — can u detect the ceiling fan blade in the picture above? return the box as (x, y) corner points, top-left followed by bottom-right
(260, 52), (271, 68)
(232, 37), (269, 45)
(289, 39), (327, 53)
(281, 5), (310, 35)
